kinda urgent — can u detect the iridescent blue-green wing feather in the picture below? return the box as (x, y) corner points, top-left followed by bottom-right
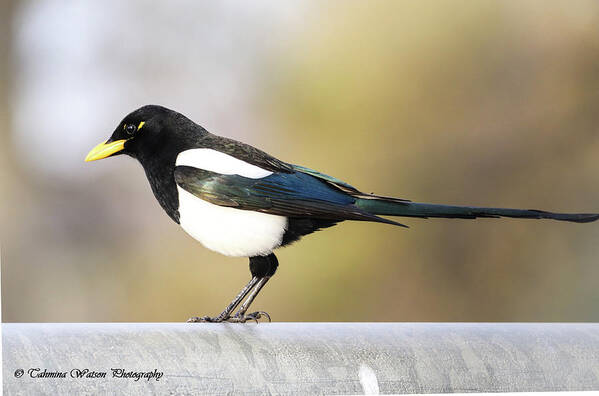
(174, 166), (407, 226)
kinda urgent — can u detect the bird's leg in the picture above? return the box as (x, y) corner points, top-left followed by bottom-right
(187, 276), (260, 323)
(229, 253), (279, 323)
(187, 253), (279, 323)
(230, 276), (271, 323)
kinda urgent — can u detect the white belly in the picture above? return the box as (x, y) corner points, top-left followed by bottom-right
(177, 187), (288, 257)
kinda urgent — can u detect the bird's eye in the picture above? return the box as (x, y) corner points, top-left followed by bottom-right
(125, 124), (137, 135)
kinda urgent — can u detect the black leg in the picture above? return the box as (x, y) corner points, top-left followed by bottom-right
(230, 276), (271, 323)
(187, 276), (260, 323)
(230, 253), (278, 323)
(249, 253), (279, 278)
(187, 253), (279, 323)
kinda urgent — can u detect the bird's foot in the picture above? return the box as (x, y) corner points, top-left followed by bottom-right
(187, 315), (227, 323)
(228, 311), (272, 323)
(186, 311), (271, 323)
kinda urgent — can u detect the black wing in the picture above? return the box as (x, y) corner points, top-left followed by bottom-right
(174, 166), (407, 227)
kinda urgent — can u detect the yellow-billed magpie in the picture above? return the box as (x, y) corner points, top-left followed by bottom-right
(86, 105), (599, 322)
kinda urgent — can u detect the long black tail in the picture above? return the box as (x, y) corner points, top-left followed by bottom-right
(355, 197), (599, 223)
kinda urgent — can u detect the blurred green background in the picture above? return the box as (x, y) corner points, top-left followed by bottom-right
(1, 1), (599, 322)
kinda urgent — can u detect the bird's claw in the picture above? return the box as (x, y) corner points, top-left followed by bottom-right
(255, 311), (272, 322)
(229, 311), (271, 323)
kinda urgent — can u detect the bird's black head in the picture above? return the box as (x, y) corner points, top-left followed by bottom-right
(85, 105), (202, 163)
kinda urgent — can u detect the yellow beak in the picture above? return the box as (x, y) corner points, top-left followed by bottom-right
(85, 139), (127, 162)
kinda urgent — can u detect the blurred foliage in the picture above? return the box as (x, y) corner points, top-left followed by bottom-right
(2, 1), (599, 322)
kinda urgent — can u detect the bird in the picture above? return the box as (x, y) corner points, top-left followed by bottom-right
(86, 105), (599, 323)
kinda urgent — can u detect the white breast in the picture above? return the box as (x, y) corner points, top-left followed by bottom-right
(175, 148), (287, 257)
(177, 187), (287, 257)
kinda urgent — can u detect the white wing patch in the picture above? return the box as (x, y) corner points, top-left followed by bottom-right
(177, 187), (287, 257)
(176, 148), (272, 178)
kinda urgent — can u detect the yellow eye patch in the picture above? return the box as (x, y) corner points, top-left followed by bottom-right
(123, 121), (145, 132)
